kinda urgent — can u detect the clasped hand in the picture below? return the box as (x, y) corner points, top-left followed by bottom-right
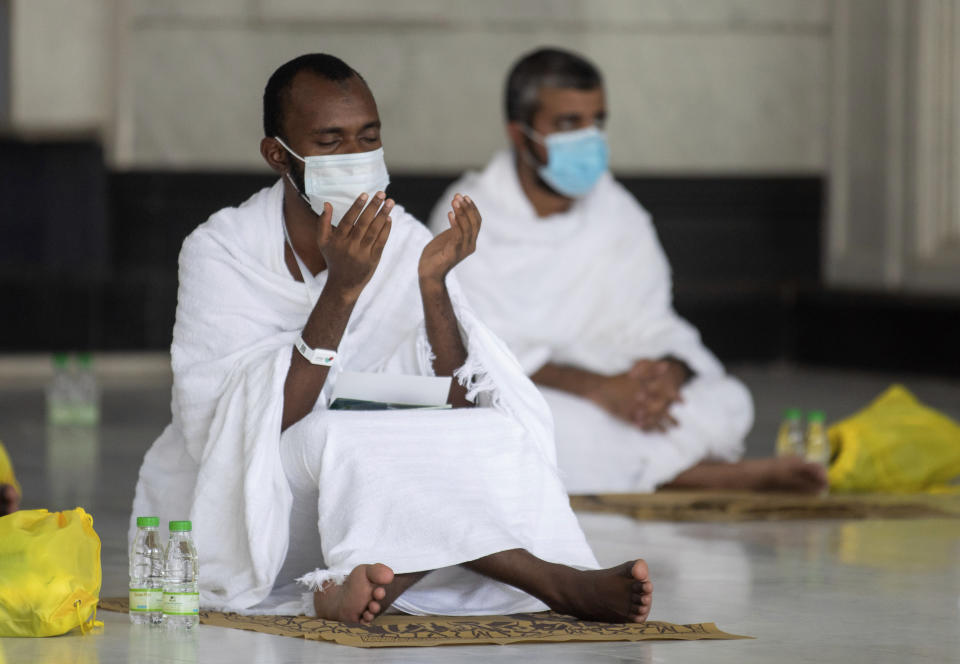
(590, 359), (687, 432)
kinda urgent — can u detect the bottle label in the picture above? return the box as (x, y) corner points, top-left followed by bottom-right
(129, 588), (162, 612)
(163, 591), (200, 616)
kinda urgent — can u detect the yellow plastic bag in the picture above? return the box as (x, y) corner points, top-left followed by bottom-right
(0, 441), (20, 497)
(828, 385), (960, 493)
(0, 507), (103, 637)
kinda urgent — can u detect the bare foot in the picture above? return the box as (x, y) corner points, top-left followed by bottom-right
(0, 484), (19, 516)
(550, 560), (653, 623)
(313, 563), (394, 625)
(744, 457), (829, 493)
(665, 458), (828, 494)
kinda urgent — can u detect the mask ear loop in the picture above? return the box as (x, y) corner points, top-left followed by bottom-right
(517, 125), (564, 198)
(273, 136), (314, 208)
(284, 171), (313, 208)
(517, 125), (548, 170)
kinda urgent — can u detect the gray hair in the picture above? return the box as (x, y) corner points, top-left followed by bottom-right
(504, 48), (603, 126)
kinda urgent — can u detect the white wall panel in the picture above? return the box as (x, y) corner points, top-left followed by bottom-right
(10, 0), (111, 132)
(120, 0), (829, 171)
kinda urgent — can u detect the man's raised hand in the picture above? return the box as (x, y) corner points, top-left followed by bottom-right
(316, 192), (393, 300)
(418, 194), (481, 284)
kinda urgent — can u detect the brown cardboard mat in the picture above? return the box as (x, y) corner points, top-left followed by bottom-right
(570, 490), (960, 522)
(99, 598), (750, 647)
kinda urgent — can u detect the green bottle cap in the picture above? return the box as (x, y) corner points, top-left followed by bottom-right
(136, 516), (160, 528)
(76, 353), (93, 368)
(784, 408), (802, 420)
(807, 410), (826, 423)
(52, 353), (69, 369)
(169, 520), (192, 532)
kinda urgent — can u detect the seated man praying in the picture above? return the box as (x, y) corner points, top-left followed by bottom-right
(428, 48), (827, 495)
(131, 53), (652, 625)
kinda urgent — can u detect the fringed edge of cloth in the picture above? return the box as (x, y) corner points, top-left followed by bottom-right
(455, 353), (499, 409)
(296, 568), (350, 592)
(415, 322), (437, 377)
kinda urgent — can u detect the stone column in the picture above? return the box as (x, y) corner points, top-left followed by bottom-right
(828, 0), (960, 294)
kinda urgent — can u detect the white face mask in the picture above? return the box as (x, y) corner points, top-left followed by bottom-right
(274, 136), (390, 227)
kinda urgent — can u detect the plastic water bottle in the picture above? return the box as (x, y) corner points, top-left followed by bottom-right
(46, 353), (73, 425)
(74, 352), (100, 426)
(129, 516), (164, 625)
(775, 408), (804, 457)
(804, 410), (830, 467)
(46, 352), (99, 426)
(163, 520), (199, 630)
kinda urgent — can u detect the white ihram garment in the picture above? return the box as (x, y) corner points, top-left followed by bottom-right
(429, 151), (754, 493)
(130, 180), (598, 616)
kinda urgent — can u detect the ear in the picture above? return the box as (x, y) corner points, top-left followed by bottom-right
(506, 122), (527, 153)
(260, 137), (289, 174)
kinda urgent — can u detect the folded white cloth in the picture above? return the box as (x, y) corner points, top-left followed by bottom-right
(131, 179), (598, 614)
(279, 407), (598, 616)
(429, 151), (754, 492)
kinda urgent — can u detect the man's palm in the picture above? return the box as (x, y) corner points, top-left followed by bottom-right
(419, 194), (481, 281)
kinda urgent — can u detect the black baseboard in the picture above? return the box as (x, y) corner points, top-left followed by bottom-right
(795, 290), (960, 377)
(108, 171), (823, 284)
(5, 139), (958, 378)
(1, 139), (108, 271)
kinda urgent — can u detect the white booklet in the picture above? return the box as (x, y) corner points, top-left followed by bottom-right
(329, 371), (452, 410)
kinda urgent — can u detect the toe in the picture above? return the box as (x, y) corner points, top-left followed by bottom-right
(368, 563), (395, 586)
(373, 586), (386, 601)
(368, 600), (381, 615)
(362, 610), (374, 624)
(630, 559), (649, 582)
(632, 593), (651, 606)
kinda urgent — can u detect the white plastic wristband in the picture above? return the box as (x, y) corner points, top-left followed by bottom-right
(295, 336), (337, 366)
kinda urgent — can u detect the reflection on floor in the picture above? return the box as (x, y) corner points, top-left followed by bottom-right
(1, 356), (959, 663)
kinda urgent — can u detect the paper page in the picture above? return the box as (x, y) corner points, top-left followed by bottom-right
(330, 371), (452, 407)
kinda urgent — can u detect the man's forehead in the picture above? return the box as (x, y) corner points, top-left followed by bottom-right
(284, 71), (379, 133)
(536, 85), (606, 116)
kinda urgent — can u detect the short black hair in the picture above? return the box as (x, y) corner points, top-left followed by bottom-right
(505, 48), (603, 126)
(263, 53), (366, 139)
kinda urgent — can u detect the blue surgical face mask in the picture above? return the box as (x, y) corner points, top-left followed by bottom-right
(522, 125), (609, 198)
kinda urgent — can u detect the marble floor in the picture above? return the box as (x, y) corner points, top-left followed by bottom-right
(1, 356), (959, 663)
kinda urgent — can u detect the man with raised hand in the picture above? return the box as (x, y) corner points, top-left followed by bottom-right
(131, 53), (652, 625)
